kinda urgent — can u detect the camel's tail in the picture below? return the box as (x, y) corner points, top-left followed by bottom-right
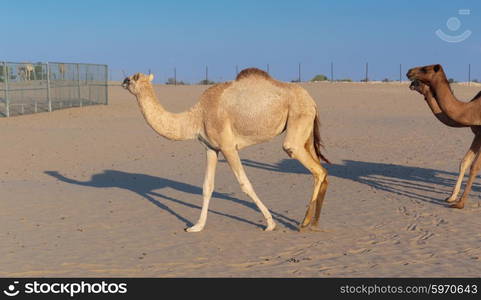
(313, 113), (331, 164)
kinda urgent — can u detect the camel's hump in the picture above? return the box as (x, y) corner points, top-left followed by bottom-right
(236, 68), (271, 81)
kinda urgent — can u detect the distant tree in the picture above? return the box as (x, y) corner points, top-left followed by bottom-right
(337, 78), (352, 82)
(34, 64), (44, 80)
(290, 79), (301, 83)
(166, 77), (187, 85)
(360, 77), (369, 82)
(448, 78), (457, 83)
(382, 78), (391, 82)
(311, 74), (328, 82)
(473, 79), (479, 83)
(199, 79), (215, 85)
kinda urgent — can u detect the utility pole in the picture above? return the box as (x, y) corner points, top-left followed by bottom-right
(174, 67), (177, 85)
(298, 63), (301, 82)
(365, 62), (369, 83)
(330, 61), (334, 82)
(399, 64), (402, 83)
(468, 63), (471, 86)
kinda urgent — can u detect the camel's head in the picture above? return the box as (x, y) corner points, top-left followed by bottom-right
(406, 64), (444, 84)
(122, 73), (154, 94)
(409, 79), (431, 96)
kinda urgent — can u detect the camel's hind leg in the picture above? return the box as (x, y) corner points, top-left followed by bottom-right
(305, 135), (328, 228)
(446, 134), (481, 203)
(283, 116), (328, 231)
(222, 147), (276, 231)
(452, 150), (481, 209)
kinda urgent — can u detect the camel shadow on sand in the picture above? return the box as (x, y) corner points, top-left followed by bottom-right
(44, 170), (300, 230)
(45, 159), (480, 230)
(231, 159), (481, 207)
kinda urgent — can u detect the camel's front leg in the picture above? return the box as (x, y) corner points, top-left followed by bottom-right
(222, 147), (276, 231)
(446, 134), (481, 203)
(185, 148), (218, 232)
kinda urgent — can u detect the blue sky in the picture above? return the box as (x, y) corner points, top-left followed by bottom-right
(1, 0), (480, 83)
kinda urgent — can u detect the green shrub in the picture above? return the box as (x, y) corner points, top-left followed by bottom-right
(311, 74), (328, 82)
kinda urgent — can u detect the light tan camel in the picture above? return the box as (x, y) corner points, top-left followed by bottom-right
(408, 66), (481, 208)
(122, 68), (330, 232)
(59, 63), (67, 80)
(18, 63), (34, 81)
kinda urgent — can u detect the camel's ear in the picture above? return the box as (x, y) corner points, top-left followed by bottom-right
(148, 74), (154, 82)
(434, 64), (441, 72)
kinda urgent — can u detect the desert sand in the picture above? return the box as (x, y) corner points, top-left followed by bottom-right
(1, 81), (480, 277)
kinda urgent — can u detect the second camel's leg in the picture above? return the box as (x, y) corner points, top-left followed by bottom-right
(446, 134), (481, 203)
(451, 150), (481, 209)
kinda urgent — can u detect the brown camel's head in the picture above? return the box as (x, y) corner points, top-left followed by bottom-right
(122, 73), (154, 95)
(409, 79), (431, 96)
(406, 64), (444, 84)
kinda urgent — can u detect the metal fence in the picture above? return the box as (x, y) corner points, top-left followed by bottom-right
(0, 61), (108, 117)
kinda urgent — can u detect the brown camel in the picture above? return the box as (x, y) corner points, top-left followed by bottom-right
(122, 68), (330, 232)
(407, 66), (481, 208)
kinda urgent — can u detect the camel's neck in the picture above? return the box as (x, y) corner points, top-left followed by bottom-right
(430, 73), (481, 125)
(134, 87), (201, 141)
(420, 89), (467, 128)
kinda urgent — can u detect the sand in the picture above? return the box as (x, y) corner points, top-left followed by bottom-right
(1, 81), (480, 277)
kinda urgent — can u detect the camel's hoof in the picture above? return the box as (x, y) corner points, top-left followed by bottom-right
(264, 223), (276, 232)
(185, 225), (204, 232)
(298, 225), (322, 232)
(445, 196), (456, 203)
(298, 225), (309, 232)
(307, 226), (323, 232)
(450, 202), (465, 209)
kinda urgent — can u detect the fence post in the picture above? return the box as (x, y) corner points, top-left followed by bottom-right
(3, 61), (9, 117)
(104, 65), (109, 105)
(77, 63), (81, 106)
(46, 63), (52, 112)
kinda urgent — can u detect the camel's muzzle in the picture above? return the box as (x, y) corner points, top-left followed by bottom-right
(121, 77), (130, 89)
(406, 69), (414, 80)
(406, 68), (418, 81)
(409, 80), (420, 90)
